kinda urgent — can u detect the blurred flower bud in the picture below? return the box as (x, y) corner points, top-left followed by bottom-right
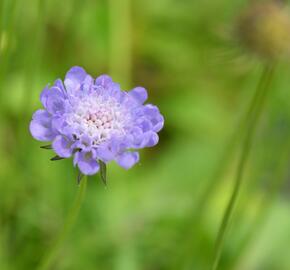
(236, 1), (290, 61)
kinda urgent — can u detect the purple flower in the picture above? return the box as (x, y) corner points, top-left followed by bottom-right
(30, 67), (164, 176)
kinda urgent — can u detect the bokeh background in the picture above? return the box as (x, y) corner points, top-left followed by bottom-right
(1, 0), (290, 269)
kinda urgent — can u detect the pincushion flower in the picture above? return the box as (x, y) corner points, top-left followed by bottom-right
(30, 66), (164, 176)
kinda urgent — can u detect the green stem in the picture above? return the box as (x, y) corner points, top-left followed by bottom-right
(171, 66), (273, 270)
(210, 65), (275, 270)
(37, 177), (87, 270)
(229, 137), (290, 270)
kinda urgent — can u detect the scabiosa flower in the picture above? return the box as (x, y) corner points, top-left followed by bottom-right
(30, 67), (164, 177)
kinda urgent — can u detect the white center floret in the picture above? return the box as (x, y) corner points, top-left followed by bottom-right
(66, 93), (129, 144)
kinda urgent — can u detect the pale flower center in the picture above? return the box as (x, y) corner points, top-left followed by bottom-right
(66, 94), (129, 144)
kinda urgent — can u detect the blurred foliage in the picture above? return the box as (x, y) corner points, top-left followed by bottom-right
(0, 0), (290, 269)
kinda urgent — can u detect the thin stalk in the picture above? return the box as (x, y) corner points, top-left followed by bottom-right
(229, 137), (290, 270)
(172, 67), (272, 270)
(210, 65), (275, 270)
(37, 177), (87, 270)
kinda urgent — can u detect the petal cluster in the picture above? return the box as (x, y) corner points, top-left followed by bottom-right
(30, 67), (164, 175)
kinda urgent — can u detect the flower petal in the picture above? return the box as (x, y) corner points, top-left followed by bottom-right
(52, 135), (73, 158)
(74, 151), (100, 175)
(129, 127), (144, 147)
(51, 116), (66, 133)
(54, 79), (66, 96)
(46, 87), (65, 114)
(116, 152), (139, 169)
(143, 104), (164, 132)
(137, 118), (153, 132)
(152, 114), (164, 132)
(129, 87), (148, 104)
(135, 131), (159, 148)
(95, 75), (113, 88)
(40, 85), (50, 107)
(81, 75), (93, 92)
(77, 134), (93, 152)
(96, 144), (115, 162)
(29, 110), (55, 141)
(144, 132), (159, 147)
(64, 66), (87, 93)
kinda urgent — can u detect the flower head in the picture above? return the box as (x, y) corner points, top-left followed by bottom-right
(236, 1), (290, 61)
(30, 67), (164, 176)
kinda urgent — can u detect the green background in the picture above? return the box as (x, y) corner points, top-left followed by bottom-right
(0, 0), (290, 269)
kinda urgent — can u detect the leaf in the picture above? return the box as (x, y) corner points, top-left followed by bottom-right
(40, 144), (52, 149)
(77, 171), (84, 185)
(50, 155), (64, 161)
(99, 160), (107, 186)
